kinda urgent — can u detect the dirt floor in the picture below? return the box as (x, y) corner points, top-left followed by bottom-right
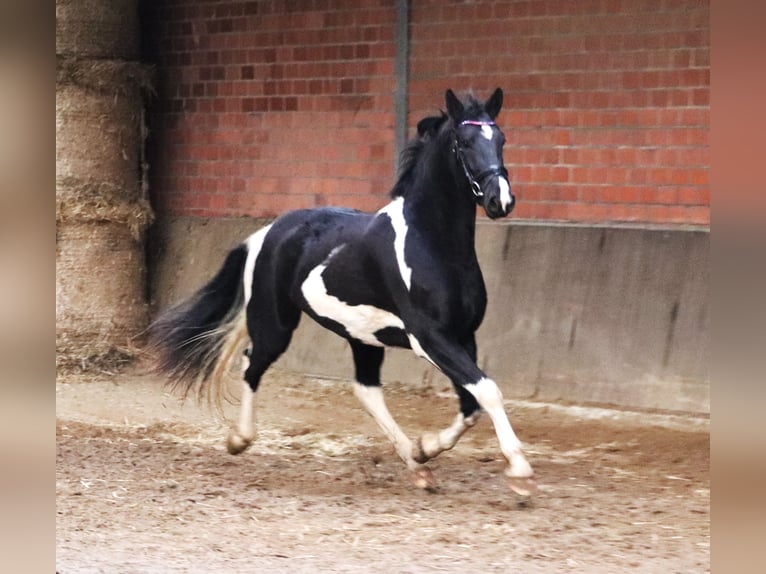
(56, 370), (709, 573)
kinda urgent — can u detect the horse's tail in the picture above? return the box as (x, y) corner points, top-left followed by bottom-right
(148, 243), (250, 413)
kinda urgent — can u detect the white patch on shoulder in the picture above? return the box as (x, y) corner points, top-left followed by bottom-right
(498, 177), (512, 211)
(301, 256), (405, 347)
(377, 197), (411, 290)
(243, 224), (273, 304)
(481, 124), (493, 140)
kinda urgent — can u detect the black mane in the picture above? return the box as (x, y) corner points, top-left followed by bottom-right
(389, 92), (488, 199)
(389, 112), (445, 198)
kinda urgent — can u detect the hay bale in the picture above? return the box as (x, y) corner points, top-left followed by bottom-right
(56, 57), (154, 96)
(56, 0), (139, 59)
(56, 177), (154, 238)
(55, 1), (152, 374)
(56, 221), (149, 372)
(56, 77), (143, 199)
(56, 58), (155, 236)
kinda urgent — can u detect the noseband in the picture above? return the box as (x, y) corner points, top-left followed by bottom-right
(453, 120), (508, 200)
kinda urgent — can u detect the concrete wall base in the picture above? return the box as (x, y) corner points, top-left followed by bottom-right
(148, 217), (709, 414)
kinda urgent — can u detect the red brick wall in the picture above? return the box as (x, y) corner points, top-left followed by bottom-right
(145, 0), (709, 226)
(409, 0), (710, 225)
(144, 0), (397, 218)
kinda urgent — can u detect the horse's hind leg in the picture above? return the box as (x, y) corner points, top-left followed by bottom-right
(226, 303), (300, 455)
(350, 342), (434, 489)
(226, 348), (259, 454)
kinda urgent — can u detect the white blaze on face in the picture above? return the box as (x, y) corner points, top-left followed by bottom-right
(498, 176), (512, 211)
(477, 124), (511, 210)
(377, 196), (411, 290)
(301, 258), (405, 346)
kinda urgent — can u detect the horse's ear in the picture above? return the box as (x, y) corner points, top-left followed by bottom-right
(445, 89), (464, 121)
(484, 87), (503, 119)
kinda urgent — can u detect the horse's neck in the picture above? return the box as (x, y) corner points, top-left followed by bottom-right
(407, 167), (479, 260)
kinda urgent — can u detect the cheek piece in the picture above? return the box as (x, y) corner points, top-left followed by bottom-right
(453, 120), (509, 201)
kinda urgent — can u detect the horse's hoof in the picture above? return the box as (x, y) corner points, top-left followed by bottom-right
(412, 437), (430, 464)
(411, 467), (436, 490)
(506, 476), (537, 497)
(413, 433), (442, 464)
(226, 432), (252, 455)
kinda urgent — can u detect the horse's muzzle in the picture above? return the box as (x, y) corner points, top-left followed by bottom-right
(483, 176), (515, 219)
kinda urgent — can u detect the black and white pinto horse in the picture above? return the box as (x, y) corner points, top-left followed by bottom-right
(149, 88), (536, 495)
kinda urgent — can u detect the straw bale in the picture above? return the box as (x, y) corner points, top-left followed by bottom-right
(56, 221), (149, 372)
(56, 57), (154, 96)
(56, 176), (154, 238)
(56, 80), (143, 195)
(56, 58), (154, 234)
(56, 0), (139, 59)
(55, 0), (153, 374)
(56, 337), (138, 374)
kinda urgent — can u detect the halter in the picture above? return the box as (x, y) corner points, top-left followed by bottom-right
(453, 120), (508, 200)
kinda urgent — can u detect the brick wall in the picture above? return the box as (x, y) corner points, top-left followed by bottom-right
(144, 0), (397, 218)
(409, 0), (710, 224)
(144, 0), (710, 226)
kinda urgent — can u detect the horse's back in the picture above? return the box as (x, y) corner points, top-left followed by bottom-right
(266, 206), (373, 257)
(252, 207), (374, 289)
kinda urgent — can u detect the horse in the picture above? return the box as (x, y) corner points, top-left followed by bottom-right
(148, 88), (536, 495)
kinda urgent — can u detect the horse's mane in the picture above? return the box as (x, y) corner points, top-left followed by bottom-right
(389, 92), (486, 199)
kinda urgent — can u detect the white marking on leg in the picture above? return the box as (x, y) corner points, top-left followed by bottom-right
(353, 382), (420, 471)
(243, 224), (273, 304)
(226, 351), (257, 454)
(227, 377), (257, 454)
(437, 411), (481, 450)
(466, 377), (533, 478)
(237, 380), (255, 441)
(498, 177), (512, 211)
(377, 197), (411, 290)
(481, 124), (493, 140)
(418, 411), (481, 460)
(407, 333), (437, 367)
(302, 262), (405, 346)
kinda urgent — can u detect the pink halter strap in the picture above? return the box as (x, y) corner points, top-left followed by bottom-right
(459, 120), (496, 126)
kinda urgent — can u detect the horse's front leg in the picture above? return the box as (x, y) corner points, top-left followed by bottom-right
(413, 338), (483, 463)
(350, 342), (435, 489)
(413, 384), (482, 463)
(466, 377), (536, 495)
(408, 329), (536, 495)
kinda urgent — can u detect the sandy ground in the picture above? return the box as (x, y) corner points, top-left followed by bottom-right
(56, 370), (709, 573)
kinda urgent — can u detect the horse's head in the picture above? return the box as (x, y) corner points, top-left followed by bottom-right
(445, 88), (515, 219)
